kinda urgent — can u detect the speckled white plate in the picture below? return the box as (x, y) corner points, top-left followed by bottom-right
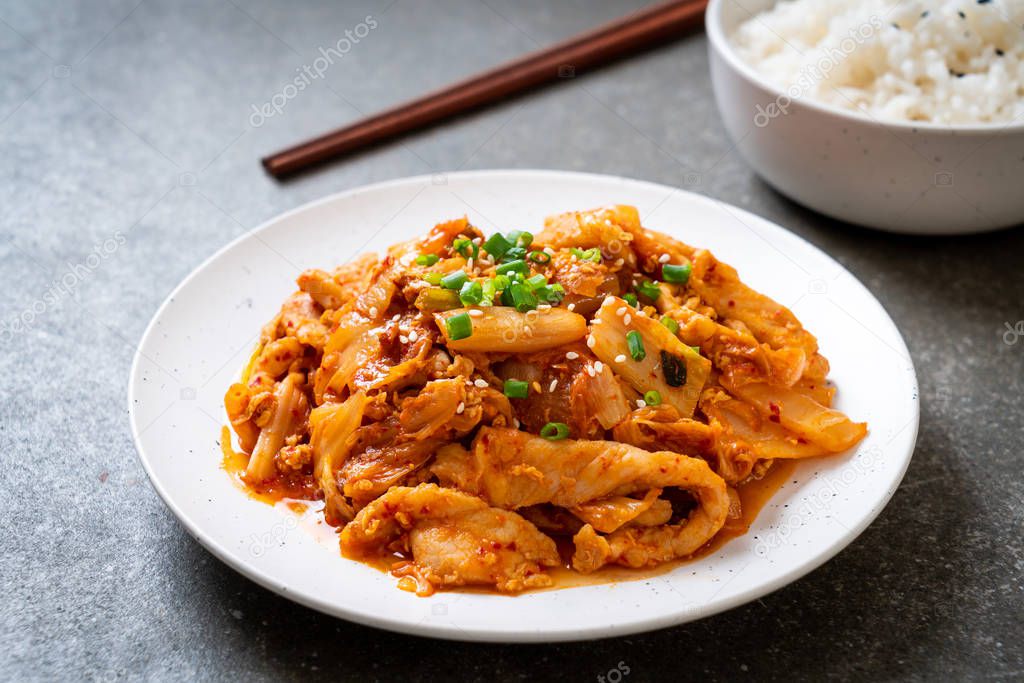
(128, 170), (918, 642)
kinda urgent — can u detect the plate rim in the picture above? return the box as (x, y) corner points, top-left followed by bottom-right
(128, 169), (919, 642)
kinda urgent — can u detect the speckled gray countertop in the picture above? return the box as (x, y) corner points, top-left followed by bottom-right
(2, 1), (1022, 680)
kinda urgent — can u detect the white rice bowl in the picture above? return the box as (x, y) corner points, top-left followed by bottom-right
(731, 0), (1024, 125)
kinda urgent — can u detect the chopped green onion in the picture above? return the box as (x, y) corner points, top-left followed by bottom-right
(623, 293), (638, 308)
(452, 238), (478, 259)
(445, 312), (472, 341)
(481, 280), (496, 306)
(503, 246), (527, 262)
(516, 231), (533, 248)
(525, 274), (548, 291)
(690, 345), (701, 355)
(539, 422), (570, 440)
(496, 259), (529, 276)
(508, 283), (538, 312)
(424, 272), (443, 286)
(535, 283), (565, 304)
(415, 253), (439, 266)
(482, 233), (513, 260)
(643, 390), (662, 406)
(440, 270), (469, 290)
(415, 288), (461, 312)
(503, 379), (529, 399)
(660, 316), (679, 334)
(626, 330), (645, 361)
(528, 250), (550, 264)
(635, 280), (661, 301)
(492, 274), (511, 291)
(459, 281), (483, 306)
(570, 247), (602, 263)
(662, 263), (692, 284)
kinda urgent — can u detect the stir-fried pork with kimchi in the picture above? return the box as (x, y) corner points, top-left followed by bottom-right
(224, 205), (867, 595)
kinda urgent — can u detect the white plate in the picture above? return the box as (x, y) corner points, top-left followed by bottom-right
(129, 170), (918, 642)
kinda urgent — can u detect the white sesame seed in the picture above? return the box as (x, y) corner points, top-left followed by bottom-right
(468, 309), (484, 317)
(571, 254), (579, 262)
(586, 336), (596, 349)
(532, 381), (542, 393)
(616, 306), (627, 317)
(473, 379), (488, 388)
(472, 237), (482, 245)
(466, 258), (474, 270)
(623, 314), (632, 325)
(543, 246), (555, 255)
(512, 418), (521, 429)
(408, 330), (418, 343)
(585, 365), (596, 377)
(399, 335), (408, 344)
(603, 296), (614, 306)
(636, 399), (647, 408)
(594, 361), (604, 373)
(549, 379), (558, 392)
(567, 303), (576, 311)
(614, 258), (624, 267)
(392, 313), (401, 321)
(659, 253), (670, 264)
(566, 351), (579, 360)
(614, 354), (627, 363)
(456, 401), (465, 414)
(369, 306), (378, 317)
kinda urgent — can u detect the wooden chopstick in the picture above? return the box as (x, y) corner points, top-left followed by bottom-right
(262, 0), (708, 178)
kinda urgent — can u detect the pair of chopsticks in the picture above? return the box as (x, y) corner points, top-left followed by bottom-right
(262, 0), (708, 178)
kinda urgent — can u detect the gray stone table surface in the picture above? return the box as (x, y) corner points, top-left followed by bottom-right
(2, 1), (1022, 681)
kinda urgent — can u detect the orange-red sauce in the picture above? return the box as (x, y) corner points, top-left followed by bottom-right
(220, 426), (795, 593)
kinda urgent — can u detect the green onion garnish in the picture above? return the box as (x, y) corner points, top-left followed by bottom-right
(508, 283), (538, 312)
(482, 233), (513, 260)
(503, 379), (529, 399)
(424, 272), (443, 286)
(535, 283), (565, 304)
(445, 312), (472, 341)
(623, 293), (638, 308)
(643, 390), (662, 406)
(635, 280), (661, 301)
(440, 270), (469, 290)
(660, 316), (679, 334)
(690, 345), (701, 355)
(492, 274), (511, 291)
(539, 422), (570, 440)
(570, 247), (602, 263)
(503, 246), (527, 262)
(528, 250), (550, 264)
(662, 263), (692, 284)
(495, 259), (529, 276)
(516, 231), (533, 248)
(626, 330), (645, 361)
(452, 238), (478, 259)
(459, 281), (483, 306)
(525, 274), (547, 291)
(415, 254), (439, 266)
(481, 280), (496, 306)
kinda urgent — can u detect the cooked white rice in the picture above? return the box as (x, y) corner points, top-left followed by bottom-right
(731, 0), (1024, 124)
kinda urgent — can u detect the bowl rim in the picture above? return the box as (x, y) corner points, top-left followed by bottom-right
(705, 0), (1024, 135)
